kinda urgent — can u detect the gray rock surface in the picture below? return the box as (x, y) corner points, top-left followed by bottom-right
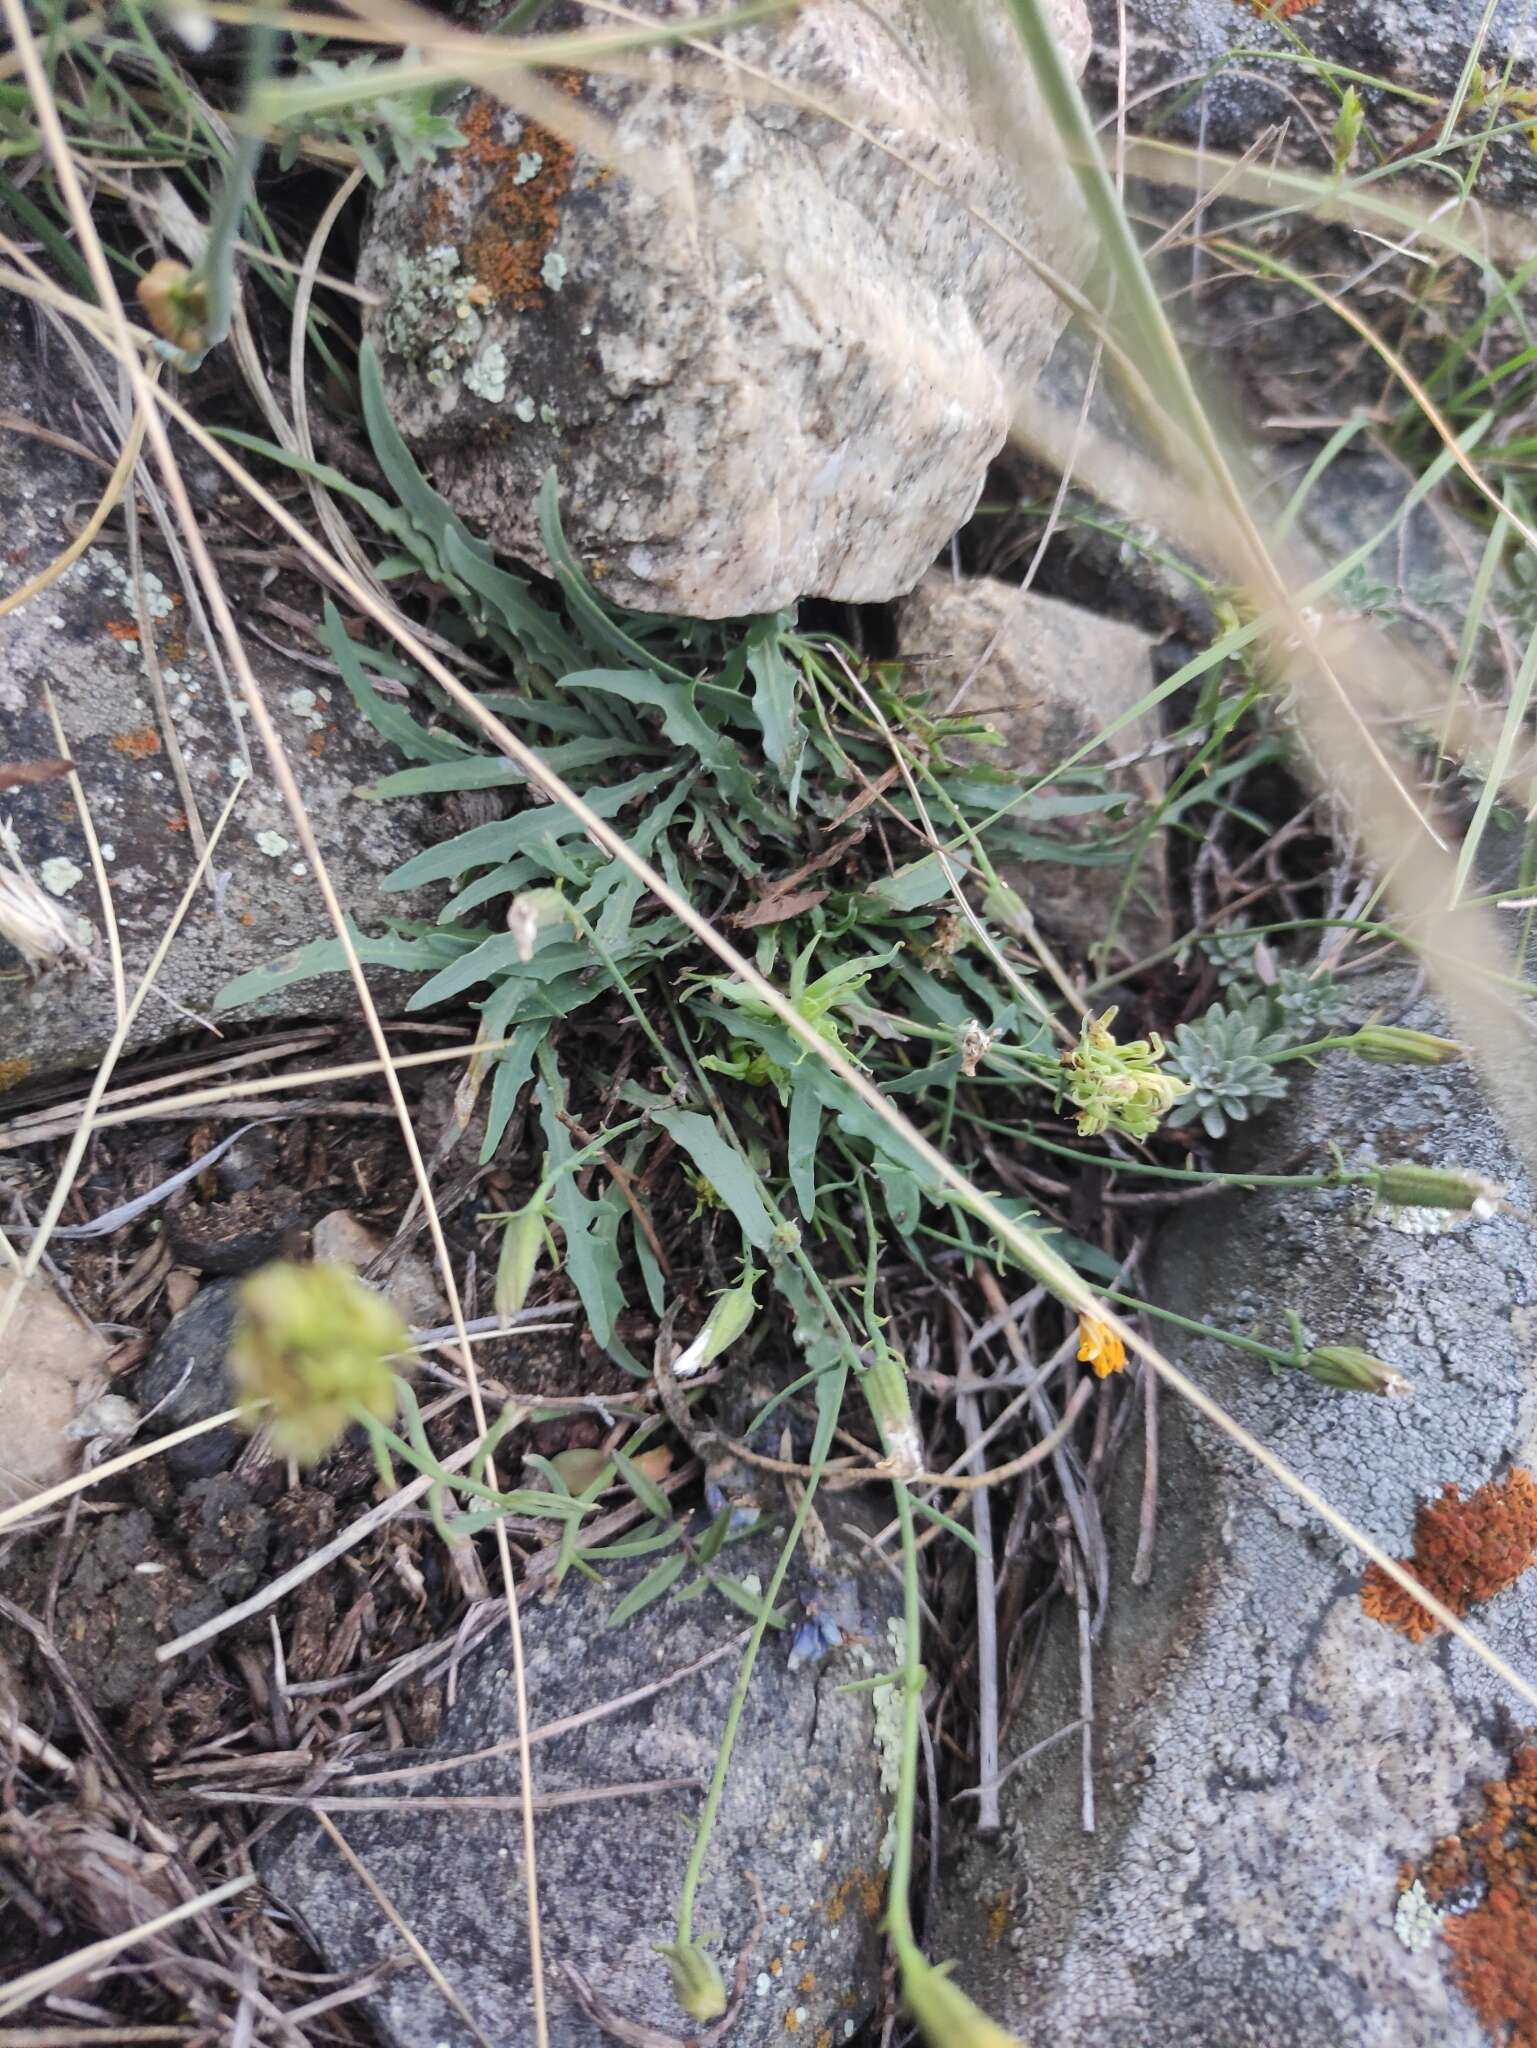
(0, 302), (433, 1082)
(937, 975), (1537, 2044)
(138, 1279), (243, 1480)
(358, 0), (1091, 618)
(262, 1506), (903, 2045)
(896, 572), (1169, 963)
(1086, 0), (1536, 203)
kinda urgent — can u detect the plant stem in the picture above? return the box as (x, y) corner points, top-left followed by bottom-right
(1098, 1287), (1297, 1370)
(883, 1478), (925, 1965)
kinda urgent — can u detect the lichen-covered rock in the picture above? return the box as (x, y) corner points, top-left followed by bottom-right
(0, 302), (433, 1083)
(936, 975), (1537, 2044)
(896, 573), (1168, 964)
(358, 0), (1092, 618)
(261, 1504), (902, 2046)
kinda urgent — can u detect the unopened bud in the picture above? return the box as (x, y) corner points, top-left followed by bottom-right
(900, 1951), (1025, 2047)
(1373, 1163), (1498, 1214)
(862, 1347), (922, 1478)
(1346, 1025), (1461, 1066)
(495, 1201), (550, 1324)
(670, 1260), (760, 1379)
(656, 1940), (727, 2022)
(1302, 1345), (1409, 1396)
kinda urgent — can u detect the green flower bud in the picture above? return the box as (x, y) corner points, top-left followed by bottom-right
(1372, 1163), (1496, 1213)
(861, 1347), (922, 1478)
(1302, 1345), (1409, 1396)
(1346, 1025), (1462, 1066)
(670, 1260), (761, 1379)
(900, 1951), (1026, 2048)
(495, 1200), (551, 1324)
(656, 1940), (727, 2022)
(229, 1261), (406, 1464)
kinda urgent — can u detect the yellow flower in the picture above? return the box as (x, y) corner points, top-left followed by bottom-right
(1077, 1314), (1127, 1378)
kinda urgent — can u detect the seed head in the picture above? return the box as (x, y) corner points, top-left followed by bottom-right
(229, 1261), (406, 1465)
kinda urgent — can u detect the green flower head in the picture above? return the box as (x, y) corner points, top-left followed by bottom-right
(229, 1260), (407, 1465)
(1058, 1007), (1189, 1142)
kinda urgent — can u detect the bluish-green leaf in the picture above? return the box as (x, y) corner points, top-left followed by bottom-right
(866, 848), (970, 911)
(322, 600), (465, 764)
(214, 920), (477, 1012)
(651, 1110), (775, 1253)
(744, 615), (807, 797)
(384, 766), (677, 890)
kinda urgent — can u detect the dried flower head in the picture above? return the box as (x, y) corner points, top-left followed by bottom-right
(229, 1260), (407, 1465)
(1361, 1467), (1537, 1642)
(0, 820), (89, 973)
(1077, 1315), (1127, 1378)
(136, 258), (209, 355)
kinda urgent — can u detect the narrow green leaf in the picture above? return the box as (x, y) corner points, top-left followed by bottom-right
(214, 920), (476, 1011)
(360, 340), (492, 572)
(606, 1549), (688, 1626)
(786, 1075), (821, 1219)
(612, 1449), (675, 1522)
(909, 1496), (983, 1557)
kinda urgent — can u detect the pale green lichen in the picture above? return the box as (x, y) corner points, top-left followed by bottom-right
(514, 150), (542, 184)
(512, 394), (537, 423)
(38, 857), (83, 896)
(538, 401), (560, 429)
(465, 342), (509, 403)
(1393, 1879), (1443, 1952)
(382, 247), (486, 388)
(541, 249), (567, 292)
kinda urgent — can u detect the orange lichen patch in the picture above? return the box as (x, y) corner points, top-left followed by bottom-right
(987, 1891), (1010, 1945)
(1232, 0), (1323, 15)
(0, 1056), (33, 1093)
(166, 811), (188, 834)
(110, 727), (160, 756)
(1417, 1747), (1537, 2048)
(1361, 1468), (1537, 1642)
(798, 1972), (815, 1993)
(769, 1956), (782, 1977)
(104, 619), (140, 641)
(307, 730), (328, 757)
(426, 89), (575, 314)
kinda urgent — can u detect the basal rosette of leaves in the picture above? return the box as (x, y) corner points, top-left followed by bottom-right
(218, 345), (1144, 1373)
